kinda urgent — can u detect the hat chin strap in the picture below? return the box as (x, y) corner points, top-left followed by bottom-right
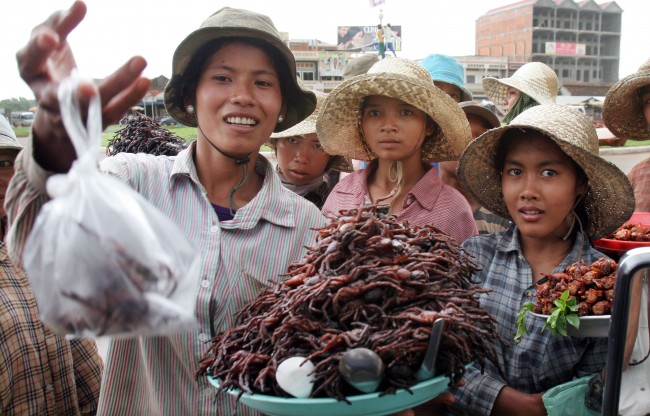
(196, 122), (252, 216)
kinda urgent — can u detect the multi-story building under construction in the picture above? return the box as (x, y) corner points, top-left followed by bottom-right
(475, 0), (622, 95)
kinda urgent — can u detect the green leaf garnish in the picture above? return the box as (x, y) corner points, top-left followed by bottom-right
(543, 290), (580, 336)
(515, 301), (535, 341)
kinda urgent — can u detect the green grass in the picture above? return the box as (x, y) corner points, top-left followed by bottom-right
(12, 126), (32, 138)
(624, 139), (650, 147)
(103, 124), (198, 147)
(600, 139), (650, 148)
(102, 125), (274, 152)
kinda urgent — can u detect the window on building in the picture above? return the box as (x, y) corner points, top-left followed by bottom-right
(466, 75), (476, 84)
(562, 69), (570, 78)
(576, 70), (581, 81)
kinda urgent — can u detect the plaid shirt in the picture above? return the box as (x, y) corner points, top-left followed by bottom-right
(6, 140), (325, 415)
(628, 156), (650, 212)
(322, 165), (478, 243)
(450, 226), (608, 416)
(0, 242), (102, 415)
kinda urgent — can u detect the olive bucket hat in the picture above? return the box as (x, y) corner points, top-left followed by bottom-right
(603, 58), (650, 140)
(457, 104), (634, 240)
(316, 57), (472, 163)
(163, 7), (316, 131)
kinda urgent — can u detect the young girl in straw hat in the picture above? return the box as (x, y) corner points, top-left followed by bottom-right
(482, 61), (559, 124)
(7, 2), (325, 414)
(317, 57), (478, 243)
(591, 57), (650, 416)
(451, 104), (634, 416)
(268, 89), (351, 208)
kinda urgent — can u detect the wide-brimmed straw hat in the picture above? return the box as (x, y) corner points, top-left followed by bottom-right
(316, 58), (472, 162)
(603, 58), (650, 140)
(482, 62), (558, 115)
(457, 104), (634, 239)
(420, 54), (473, 102)
(269, 90), (352, 172)
(163, 7), (316, 131)
(459, 101), (500, 130)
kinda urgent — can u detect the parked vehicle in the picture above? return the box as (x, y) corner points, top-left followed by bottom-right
(160, 116), (180, 126)
(9, 111), (35, 127)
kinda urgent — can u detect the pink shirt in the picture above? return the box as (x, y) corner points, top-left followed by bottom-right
(322, 166), (478, 243)
(628, 156), (650, 212)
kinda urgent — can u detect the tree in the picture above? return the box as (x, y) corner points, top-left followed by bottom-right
(0, 97), (37, 116)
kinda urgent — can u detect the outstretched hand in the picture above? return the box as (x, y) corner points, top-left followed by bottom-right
(16, 0), (151, 172)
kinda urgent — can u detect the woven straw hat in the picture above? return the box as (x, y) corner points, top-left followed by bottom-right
(163, 7), (316, 131)
(482, 62), (559, 115)
(459, 101), (500, 130)
(269, 90), (352, 172)
(603, 58), (650, 140)
(457, 104), (634, 240)
(420, 54), (473, 102)
(316, 58), (472, 162)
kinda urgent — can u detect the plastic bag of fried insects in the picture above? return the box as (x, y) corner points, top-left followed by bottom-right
(22, 74), (200, 338)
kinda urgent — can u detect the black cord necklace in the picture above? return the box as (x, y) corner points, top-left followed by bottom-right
(197, 124), (252, 215)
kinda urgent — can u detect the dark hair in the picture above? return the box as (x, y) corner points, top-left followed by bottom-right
(494, 129), (590, 234)
(175, 37), (290, 110)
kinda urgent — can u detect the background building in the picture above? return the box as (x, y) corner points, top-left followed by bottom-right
(475, 0), (622, 96)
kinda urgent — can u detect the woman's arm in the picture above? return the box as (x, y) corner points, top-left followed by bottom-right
(491, 386), (546, 416)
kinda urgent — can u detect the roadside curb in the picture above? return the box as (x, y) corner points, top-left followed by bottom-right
(599, 145), (650, 155)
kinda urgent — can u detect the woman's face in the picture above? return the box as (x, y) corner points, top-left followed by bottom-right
(360, 95), (433, 163)
(0, 150), (18, 217)
(501, 132), (585, 243)
(193, 41), (283, 156)
(434, 81), (463, 103)
(275, 133), (331, 185)
(504, 87), (521, 112)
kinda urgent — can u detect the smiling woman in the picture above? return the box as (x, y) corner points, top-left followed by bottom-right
(5, 3), (326, 415)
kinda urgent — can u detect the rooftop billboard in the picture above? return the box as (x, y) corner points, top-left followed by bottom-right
(337, 25), (402, 52)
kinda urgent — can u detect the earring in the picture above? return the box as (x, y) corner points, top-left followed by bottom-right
(186, 105), (194, 114)
(277, 114), (284, 123)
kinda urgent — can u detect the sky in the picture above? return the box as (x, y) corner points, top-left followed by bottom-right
(1, 0), (648, 100)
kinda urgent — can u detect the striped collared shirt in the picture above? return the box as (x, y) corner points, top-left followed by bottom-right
(450, 226), (608, 415)
(322, 165), (478, 243)
(6, 140), (326, 415)
(0, 242), (103, 415)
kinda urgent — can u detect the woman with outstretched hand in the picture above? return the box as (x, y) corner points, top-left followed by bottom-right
(7, 2), (325, 414)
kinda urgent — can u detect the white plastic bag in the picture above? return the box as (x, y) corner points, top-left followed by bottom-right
(23, 73), (200, 338)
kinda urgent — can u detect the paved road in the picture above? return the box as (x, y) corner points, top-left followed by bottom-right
(600, 148), (649, 174)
